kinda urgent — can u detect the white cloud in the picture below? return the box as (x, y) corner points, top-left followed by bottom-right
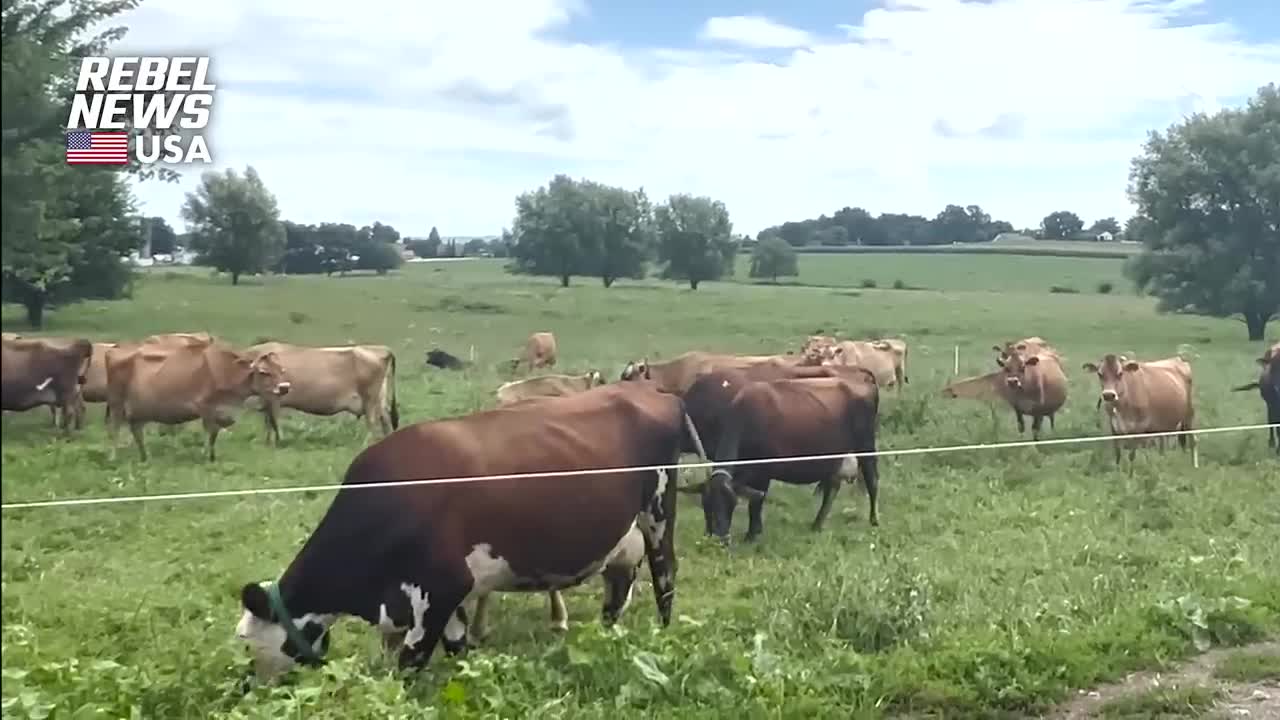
(698, 15), (815, 49)
(110, 0), (1280, 237)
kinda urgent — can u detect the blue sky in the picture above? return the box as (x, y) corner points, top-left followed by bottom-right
(111, 0), (1280, 238)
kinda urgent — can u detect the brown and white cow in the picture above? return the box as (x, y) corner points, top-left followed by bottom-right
(517, 332), (557, 373)
(803, 335), (908, 388)
(235, 381), (703, 682)
(244, 342), (399, 444)
(495, 370), (604, 407)
(681, 372), (881, 542)
(1, 334), (92, 433)
(808, 340), (898, 389)
(105, 337), (291, 461)
(619, 351), (799, 395)
(1232, 342), (1280, 454)
(1081, 354), (1199, 471)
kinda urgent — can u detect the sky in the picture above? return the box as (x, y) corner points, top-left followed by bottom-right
(107, 0), (1280, 238)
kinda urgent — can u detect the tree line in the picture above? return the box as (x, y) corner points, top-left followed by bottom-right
(2, 0), (1274, 338)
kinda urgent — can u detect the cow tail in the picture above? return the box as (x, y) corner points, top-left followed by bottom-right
(710, 403), (745, 485)
(387, 351), (400, 430)
(680, 403), (709, 463)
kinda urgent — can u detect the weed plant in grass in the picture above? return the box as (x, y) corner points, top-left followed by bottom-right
(2, 259), (1278, 719)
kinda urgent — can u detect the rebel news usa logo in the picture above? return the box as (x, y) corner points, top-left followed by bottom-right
(65, 56), (215, 166)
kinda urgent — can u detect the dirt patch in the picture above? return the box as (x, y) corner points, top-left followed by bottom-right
(1048, 641), (1279, 719)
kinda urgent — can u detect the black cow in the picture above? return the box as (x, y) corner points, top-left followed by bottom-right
(425, 348), (470, 371)
(680, 372), (880, 542)
(1233, 342), (1280, 454)
(236, 382), (703, 682)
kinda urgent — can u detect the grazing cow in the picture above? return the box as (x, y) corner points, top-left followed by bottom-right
(1, 334), (93, 433)
(105, 338), (291, 461)
(1232, 342), (1280, 453)
(235, 382), (701, 682)
(245, 342), (399, 444)
(808, 340), (898, 389)
(680, 372), (880, 542)
(495, 370), (605, 407)
(518, 332), (557, 373)
(620, 351), (799, 395)
(425, 348), (470, 371)
(804, 335), (909, 387)
(1081, 354), (1198, 471)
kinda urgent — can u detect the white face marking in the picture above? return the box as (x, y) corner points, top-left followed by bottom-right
(399, 583), (430, 649)
(235, 602), (335, 682)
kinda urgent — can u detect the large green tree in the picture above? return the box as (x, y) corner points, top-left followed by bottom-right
(1, 0), (161, 328)
(182, 166), (286, 285)
(749, 236), (799, 282)
(508, 174), (652, 287)
(1125, 84), (1280, 341)
(1039, 210), (1084, 240)
(147, 216), (177, 254)
(654, 194), (737, 290)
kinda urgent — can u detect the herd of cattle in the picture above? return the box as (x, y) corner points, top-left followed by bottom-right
(2, 328), (1277, 683)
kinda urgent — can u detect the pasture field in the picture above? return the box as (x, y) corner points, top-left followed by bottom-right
(2, 257), (1278, 720)
(734, 252), (1129, 294)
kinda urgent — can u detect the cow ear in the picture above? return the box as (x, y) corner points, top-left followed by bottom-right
(1260, 357), (1270, 366)
(241, 583), (273, 620)
(1123, 361), (1140, 372)
(1082, 362), (1098, 373)
(995, 357), (1006, 367)
(991, 345), (1003, 353)
(1025, 355), (1040, 366)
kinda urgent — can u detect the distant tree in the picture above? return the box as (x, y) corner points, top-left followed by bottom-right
(181, 166), (285, 285)
(816, 225), (849, 246)
(878, 213), (934, 246)
(749, 236), (799, 282)
(1125, 83), (1280, 341)
(427, 226), (442, 247)
(1089, 217), (1122, 238)
(832, 206), (878, 245)
(654, 194), (737, 290)
(1122, 215), (1153, 243)
(587, 183), (654, 287)
(355, 240), (403, 275)
(462, 238), (487, 256)
(509, 175), (592, 286)
(987, 220), (1015, 237)
(148, 217), (178, 254)
(0, 0), (170, 328)
(932, 204), (991, 244)
(1039, 211), (1084, 240)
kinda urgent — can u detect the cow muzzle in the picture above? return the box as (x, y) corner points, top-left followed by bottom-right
(1100, 390), (1117, 402)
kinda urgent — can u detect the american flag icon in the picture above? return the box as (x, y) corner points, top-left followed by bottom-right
(66, 130), (129, 165)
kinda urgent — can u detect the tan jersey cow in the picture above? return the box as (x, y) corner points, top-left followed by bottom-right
(941, 350), (1068, 440)
(813, 341), (898, 389)
(1, 334), (92, 433)
(495, 370), (604, 406)
(106, 338), (291, 461)
(619, 351), (799, 395)
(517, 332), (558, 373)
(1082, 354), (1198, 471)
(244, 342), (399, 444)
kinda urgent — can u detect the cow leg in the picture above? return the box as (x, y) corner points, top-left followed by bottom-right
(1014, 411), (1026, 434)
(859, 454), (880, 527)
(396, 579), (471, 671)
(262, 407), (281, 446)
(811, 473), (843, 532)
(470, 593), (492, 640)
(201, 416), (224, 461)
(129, 421), (149, 462)
(638, 467), (678, 627)
(1049, 413), (1056, 431)
(743, 477), (772, 542)
(1031, 414), (1045, 441)
(546, 591), (569, 632)
(600, 524), (645, 626)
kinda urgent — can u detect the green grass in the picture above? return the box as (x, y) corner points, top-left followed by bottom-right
(735, 252), (1129, 294)
(3, 258), (1279, 719)
(1214, 649), (1280, 682)
(1098, 685), (1221, 718)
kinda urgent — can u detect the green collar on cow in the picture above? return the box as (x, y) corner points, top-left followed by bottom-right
(265, 582), (325, 664)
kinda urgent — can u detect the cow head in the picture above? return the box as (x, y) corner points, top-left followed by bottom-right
(1000, 353), (1041, 390)
(247, 351), (291, 398)
(236, 582), (333, 683)
(620, 359), (650, 382)
(679, 469), (765, 540)
(1082, 354), (1138, 404)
